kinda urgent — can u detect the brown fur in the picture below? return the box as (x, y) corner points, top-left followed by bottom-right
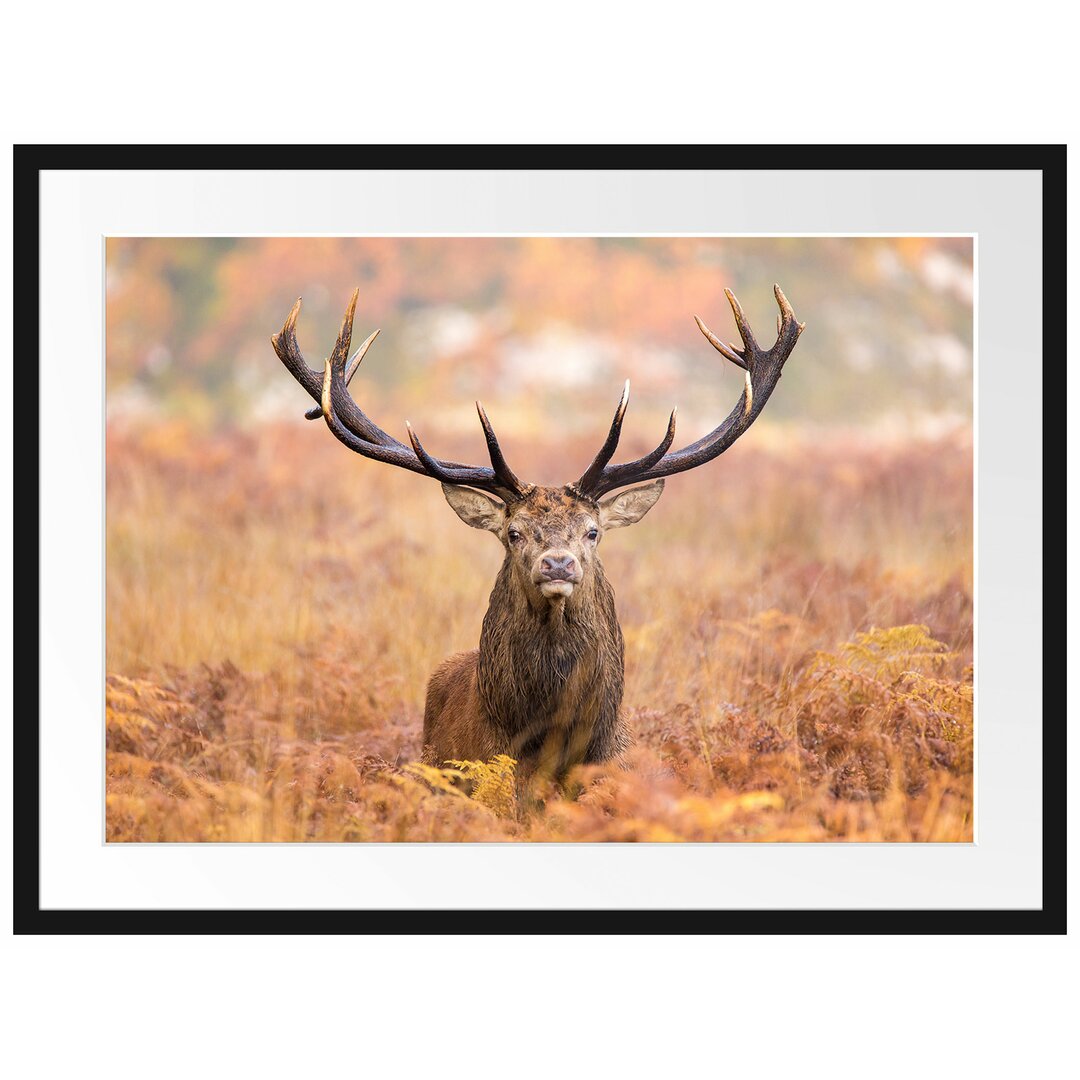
(422, 483), (661, 785)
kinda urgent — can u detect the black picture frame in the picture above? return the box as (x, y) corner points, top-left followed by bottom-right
(14, 144), (1065, 935)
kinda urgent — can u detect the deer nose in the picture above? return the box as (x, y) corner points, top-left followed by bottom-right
(540, 553), (578, 581)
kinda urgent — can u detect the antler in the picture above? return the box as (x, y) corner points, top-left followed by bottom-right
(272, 289), (529, 502)
(575, 285), (804, 499)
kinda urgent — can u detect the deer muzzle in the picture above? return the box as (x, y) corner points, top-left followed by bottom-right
(535, 551), (581, 599)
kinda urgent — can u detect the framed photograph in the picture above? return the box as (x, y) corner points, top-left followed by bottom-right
(16, 145), (1062, 932)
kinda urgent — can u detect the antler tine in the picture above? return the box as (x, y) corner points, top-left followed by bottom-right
(576, 380), (630, 493)
(574, 285), (804, 498)
(773, 282), (795, 323)
(271, 297), (321, 401)
(406, 418), (524, 501)
(694, 315), (747, 370)
(773, 282), (806, 344)
(333, 288), (360, 366)
(405, 422), (460, 483)
(725, 288), (761, 356)
(305, 328), (381, 420)
(476, 401), (529, 497)
(346, 328), (380, 384)
(600, 407), (678, 489)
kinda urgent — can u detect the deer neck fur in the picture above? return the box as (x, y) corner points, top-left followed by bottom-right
(475, 556), (626, 763)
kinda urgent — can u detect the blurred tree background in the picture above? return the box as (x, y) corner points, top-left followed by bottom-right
(106, 236), (972, 438)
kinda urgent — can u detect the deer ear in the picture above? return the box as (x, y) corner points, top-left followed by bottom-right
(441, 484), (506, 533)
(598, 479), (665, 530)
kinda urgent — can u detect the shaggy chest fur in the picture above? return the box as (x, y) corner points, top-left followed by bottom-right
(475, 563), (627, 767)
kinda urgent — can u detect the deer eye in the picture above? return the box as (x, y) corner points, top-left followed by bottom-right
(586, 528), (599, 542)
(507, 528), (522, 544)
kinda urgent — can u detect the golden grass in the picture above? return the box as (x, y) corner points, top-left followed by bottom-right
(105, 421), (973, 841)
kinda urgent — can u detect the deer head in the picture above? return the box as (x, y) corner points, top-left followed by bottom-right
(438, 480), (663, 606)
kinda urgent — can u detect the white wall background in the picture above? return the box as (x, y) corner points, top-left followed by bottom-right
(1, 4), (1074, 1079)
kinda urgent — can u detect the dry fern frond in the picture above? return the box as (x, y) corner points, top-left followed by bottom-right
(839, 624), (956, 680)
(446, 755), (518, 817)
(897, 671), (973, 742)
(393, 762), (474, 801)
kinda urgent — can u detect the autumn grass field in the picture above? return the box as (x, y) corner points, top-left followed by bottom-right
(105, 420), (973, 842)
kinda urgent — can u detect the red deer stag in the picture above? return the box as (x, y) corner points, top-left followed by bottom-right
(273, 285), (804, 786)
